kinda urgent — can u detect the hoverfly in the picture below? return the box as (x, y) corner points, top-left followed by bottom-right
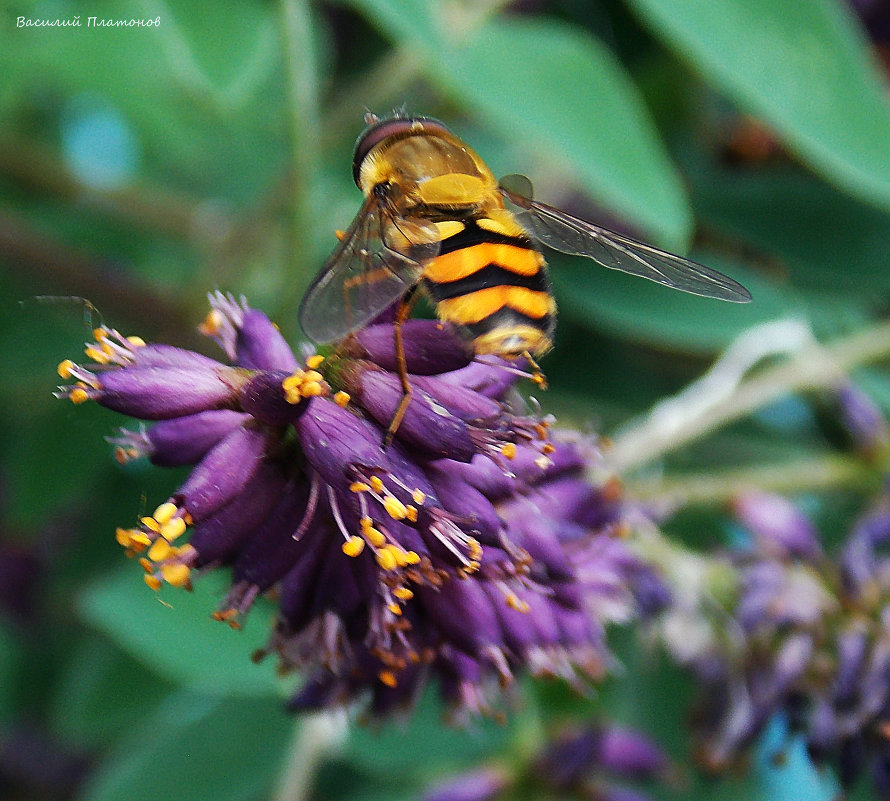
(299, 114), (750, 436)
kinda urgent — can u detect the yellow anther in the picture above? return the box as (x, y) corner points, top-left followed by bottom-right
(57, 359), (76, 378)
(403, 550), (420, 565)
(506, 594), (530, 613)
(68, 387), (89, 404)
(160, 516), (187, 540)
(333, 391), (351, 408)
(182, 512), (193, 526)
(393, 587), (414, 600)
(359, 515), (374, 530)
(464, 560), (480, 574)
(93, 328), (107, 341)
(161, 563), (191, 587)
(342, 536), (365, 557)
(378, 670), (397, 688)
(375, 548), (398, 571)
(364, 526), (386, 548)
(148, 538), (172, 562)
(140, 516), (161, 533)
(115, 527), (135, 547)
(126, 336), (146, 347)
(335, 229), (347, 241)
(468, 538), (482, 560)
(144, 574), (162, 591)
(383, 496), (408, 520)
(304, 370), (323, 383)
(412, 489), (426, 505)
(138, 557), (154, 573)
(405, 505), (418, 523)
(130, 531), (152, 548)
(153, 502), (178, 524)
(84, 346), (109, 364)
(500, 443), (517, 459)
(301, 382), (324, 397)
(541, 443), (555, 455)
(282, 372), (305, 391)
(351, 481), (371, 494)
(370, 476), (384, 493)
(387, 602), (402, 616)
(306, 354), (325, 369)
(199, 309), (223, 337)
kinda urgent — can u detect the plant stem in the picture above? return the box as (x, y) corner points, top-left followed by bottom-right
(606, 320), (890, 474)
(271, 712), (348, 801)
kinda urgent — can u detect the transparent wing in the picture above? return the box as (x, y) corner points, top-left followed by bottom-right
(298, 195), (438, 344)
(499, 174), (751, 303)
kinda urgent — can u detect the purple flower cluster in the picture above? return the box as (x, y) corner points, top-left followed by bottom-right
(673, 487), (890, 794)
(57, 293), (664, 715)
(417, 723), (667, 801)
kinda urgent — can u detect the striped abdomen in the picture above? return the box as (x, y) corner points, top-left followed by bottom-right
(422, 219), (556, 357)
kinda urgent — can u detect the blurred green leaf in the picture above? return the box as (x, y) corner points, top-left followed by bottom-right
(345, 685), (514, 778)
(76, 690), (292, 801)
(627, 0), (890, 212)
(692, 164), (890, 292)
(552, 254), (789, 352)
(436, 18), (693, 248)
(78, 566), (281, 697)
(50, 634), (175, 747)
(0, 621), (23, 720)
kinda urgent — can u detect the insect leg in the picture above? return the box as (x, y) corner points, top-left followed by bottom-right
(521, 350), (548, 390)
(383, 284), (421, 447)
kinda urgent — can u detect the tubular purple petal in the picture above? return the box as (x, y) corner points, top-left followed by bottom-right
(351, 368), (476, 461)
(176, 423), (272, 522)
(410, 374), (502, 422)
(418, 577), (504, 659)
(236, 309), (300, 371)
(351, 320), (474, 375)
(295, 398), (388, 489)
(93, 366), (242, 419)
(187, 461), (289, 565)
(732, 491), (822, 562)
(597, 727), (667, 777)
(419, 767), (509, 801)
(140, 410), (249, 466)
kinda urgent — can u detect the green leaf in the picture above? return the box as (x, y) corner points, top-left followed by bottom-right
(49, 634), (175, 747)
(432, 18), (693, 249)
(552, 254), (786, 352)
(76, 691), (293, 801)
(78, 566), (282, 697)
(627, 0), (890, 212)
(345, 684), (513, 777)
(692, 164), (890, 292)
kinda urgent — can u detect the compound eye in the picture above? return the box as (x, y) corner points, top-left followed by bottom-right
(351, 116), (452, 185)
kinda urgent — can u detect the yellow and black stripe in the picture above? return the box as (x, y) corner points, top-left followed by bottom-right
(422, 219), (556, 357)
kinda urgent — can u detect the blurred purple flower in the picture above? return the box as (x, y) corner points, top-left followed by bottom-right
(669, 489), (890, 795)
(57, 292), (664, 715)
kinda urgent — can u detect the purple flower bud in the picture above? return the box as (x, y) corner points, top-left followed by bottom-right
(176, 423), (272, 521)
(188, 461), (289, 565)
(350, 320), (474, 375)
(419, 767), (509, 801)
(86, 365), (243, 419)
(835, 383), (889, 456)
(437, 358), (522, 399)
(418, 577), (505, 659)
(410, 374), (501, 422)
(426, 462), (504, 544)
(277, 532), (335, 631)
(236, 308), (299, 371)
(295, 397), (388, 489)
(832, 625), (869, 710)
(230, 480), (315, 590)
(346, 366), (476, 461)
(732, 491), (822, 562)
(597, 727), (667, 777)
(110, 410), (250, 466)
